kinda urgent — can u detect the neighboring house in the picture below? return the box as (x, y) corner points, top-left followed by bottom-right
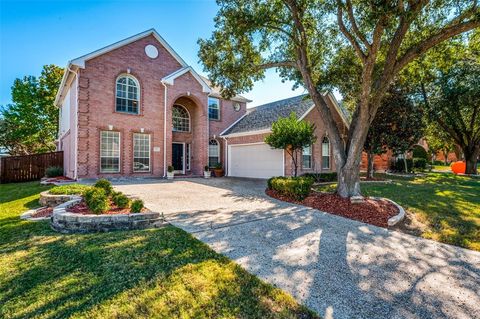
(55, 29), (360, 180)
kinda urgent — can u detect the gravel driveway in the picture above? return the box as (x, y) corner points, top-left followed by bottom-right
(114, 177), (480, 319)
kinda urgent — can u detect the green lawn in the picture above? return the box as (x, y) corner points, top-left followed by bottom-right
(432, 165), (451, 172)
(317, 173), (480, 251)
(0, 182), (317, 319)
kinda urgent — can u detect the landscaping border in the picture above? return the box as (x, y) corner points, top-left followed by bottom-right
(372, 197), (406, 226)
(51, 196), (166, 233)
(20, 207), (51, 221)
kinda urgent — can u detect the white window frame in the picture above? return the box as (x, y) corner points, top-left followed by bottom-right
(100, 131), (121, 173)
(133, 133), (151, 172)
(115, 74), (140, 114)
(208, 97), (220, 120)
(322, 136), (330, 170)
(209, 139), (220, 167)
(302, 145), (312, 169)
(186, 143), (191, 171)
(172, 104), (191, 132)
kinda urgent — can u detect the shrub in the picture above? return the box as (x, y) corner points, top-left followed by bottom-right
(45, 166), (63, 178)
(204, 165), (210, 172)
(269, 176), (314, 200)
(112, 192), (131, 209)
(94, 178), (113, 196)
(131, 199), (144, 213)
(412, 145), (428, 160)
(168, 165), (174, 173)
(433, 160), (448, 166)
(413, 157), (427, 170)
(84, 188), (110, 214)
(214, 162), (223, 169)
(390, 158), (413, 173)
(301, 172), (337, 183)
(49, 184), (92, 195)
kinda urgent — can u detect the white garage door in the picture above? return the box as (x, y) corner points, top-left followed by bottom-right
(228, 143), (284, 179)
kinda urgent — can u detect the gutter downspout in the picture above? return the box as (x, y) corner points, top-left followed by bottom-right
(64, 65), (79, 180)
(222, 136), (228, 176)
(162, 82), (168, 178)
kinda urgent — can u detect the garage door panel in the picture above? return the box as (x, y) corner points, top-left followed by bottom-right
(228, 143), (283, 179)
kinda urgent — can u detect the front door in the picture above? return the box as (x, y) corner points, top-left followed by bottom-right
(172, 143), (184, 173)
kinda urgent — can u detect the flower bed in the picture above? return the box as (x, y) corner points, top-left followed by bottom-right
(266, 189), (399, 228)
(66, 200), (147, 215)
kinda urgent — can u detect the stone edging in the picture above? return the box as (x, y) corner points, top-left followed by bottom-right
(20, 207), (51, 221)
(51, 196), (166, 233)
(371, 196), (406, 227)
(39, 191), (75, 207)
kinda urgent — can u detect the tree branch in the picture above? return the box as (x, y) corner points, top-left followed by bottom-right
(256, 61), (297, 70)
(336, 2), (367, 63)
(345, 0), (370, 50)
(394, 18), (480, 73)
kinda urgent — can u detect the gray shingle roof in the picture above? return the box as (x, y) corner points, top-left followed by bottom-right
(221, 94), (315, 135)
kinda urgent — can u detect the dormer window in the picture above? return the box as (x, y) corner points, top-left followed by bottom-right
(116, 75), (139, 114)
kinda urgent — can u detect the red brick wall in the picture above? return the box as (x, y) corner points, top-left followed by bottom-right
(75, 34), (245, 178)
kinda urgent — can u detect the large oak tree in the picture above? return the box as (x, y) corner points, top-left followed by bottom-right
(199, 0), (479, 197)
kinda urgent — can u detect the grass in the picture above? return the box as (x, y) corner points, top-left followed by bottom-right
(432, 165), (451, 172)
(48, 183), (92, 195)
(316, 173), (480, 251)
(0, 181), (317, 319)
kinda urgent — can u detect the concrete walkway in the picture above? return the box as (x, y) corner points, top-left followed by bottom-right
(114, 178), (480, 319)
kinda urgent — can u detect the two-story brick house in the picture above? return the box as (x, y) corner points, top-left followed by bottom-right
(56, 29), (350, 180)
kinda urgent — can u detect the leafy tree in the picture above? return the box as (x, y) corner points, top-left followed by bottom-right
(0, 65), (63, 155)
(199, 0), (479, 197)
(364, 86), (424, 177)
(265, 112), (316, 176)
(424, 123), (456, 165)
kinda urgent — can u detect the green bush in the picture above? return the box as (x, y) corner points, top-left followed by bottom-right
(112, 192), (130, 209)
(413, 157), (427, 170)
(269, 176), (314, 200)
(301, 172), (337, 183)
(131, 199), (144, 213)
(433, 160), (448, 166)
(84, 188), (110, 214)
(49, 184), (92, 195)
(45, 166), (63, 177)
(412, 145), (428, 160)
(390, 158), (413, 173)
(94, 178), (113, 196)
(168, 166), (174, 173)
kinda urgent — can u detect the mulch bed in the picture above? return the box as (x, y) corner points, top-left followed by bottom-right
(266, 189), (398, 228)
(30, 207), (53, 218)
(66, 201), (147, 215)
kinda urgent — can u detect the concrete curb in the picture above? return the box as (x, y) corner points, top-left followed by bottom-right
(370, 197), (406, 227)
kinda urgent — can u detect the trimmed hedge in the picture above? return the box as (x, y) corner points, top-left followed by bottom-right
(268, 176), (314, 200)
(412, 145), (428, 160)
(84, 188), (110, 214)
(390, 158), (413, 173)
(131, 199), (144, 213)
(413, 157), (427, 170)
(49, 184), (92, 195)
(112, 192), (131, 209)
(94, 179), (113, 196)
(301, 172), (337, 183)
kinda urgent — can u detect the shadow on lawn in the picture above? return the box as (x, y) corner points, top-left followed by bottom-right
(0, 220), (313, 319)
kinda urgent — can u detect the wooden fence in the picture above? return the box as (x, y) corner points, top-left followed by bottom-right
(0, 151), (63, 183)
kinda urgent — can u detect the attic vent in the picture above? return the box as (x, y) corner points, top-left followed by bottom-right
(145, 44), (158, 59)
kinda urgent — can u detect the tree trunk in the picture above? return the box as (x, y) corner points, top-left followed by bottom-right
(366, 152), (374, 179)
(464, 146), (480, 175)
(443, 151), (448, 165)
(403, 153), (409, 173)
(337, 163), (361, 197)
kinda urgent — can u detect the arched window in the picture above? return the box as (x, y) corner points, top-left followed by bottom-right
(209, 139), (220, 167)
(322, 136), (330, 169)
(116, 75), (139, 114)
(172, 105), (190, 132)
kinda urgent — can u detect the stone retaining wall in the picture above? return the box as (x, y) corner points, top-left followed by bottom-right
(51, 197), (164, 233)
(40, 191), (74, 207)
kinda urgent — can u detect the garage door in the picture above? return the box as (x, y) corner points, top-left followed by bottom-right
(228, 143), (284, 179)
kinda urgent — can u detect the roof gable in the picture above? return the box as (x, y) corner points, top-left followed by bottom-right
(161, 66), (211, 93)
(70, 29), (187, 68)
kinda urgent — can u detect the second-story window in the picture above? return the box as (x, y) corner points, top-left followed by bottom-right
(208, 97), (220, 120)
(172, 104), (190, 132)
(116, 75), (139, 114)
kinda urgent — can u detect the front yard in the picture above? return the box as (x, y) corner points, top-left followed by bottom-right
(316, 173), (480, 251)
(0, 182), (316, 319)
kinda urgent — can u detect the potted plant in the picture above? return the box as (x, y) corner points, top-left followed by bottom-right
(212, 162), (224, 177)
(167, 165), (175, 180)
(204, 165), (211, 178)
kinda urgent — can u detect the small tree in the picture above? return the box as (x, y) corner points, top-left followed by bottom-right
(364, 86), (424, 177)
(265, 113), (316, 177)
(424, 123), (456, 165)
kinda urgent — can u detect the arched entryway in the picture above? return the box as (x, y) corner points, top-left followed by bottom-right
(169, 95), (207, 175)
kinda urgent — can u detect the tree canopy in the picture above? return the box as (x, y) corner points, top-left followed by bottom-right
(265, 112), (317, 176)
(0, 64), (64, 155)
(199, 0), (479, 197)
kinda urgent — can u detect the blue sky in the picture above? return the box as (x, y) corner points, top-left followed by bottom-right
(0, 0), (305, 107)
